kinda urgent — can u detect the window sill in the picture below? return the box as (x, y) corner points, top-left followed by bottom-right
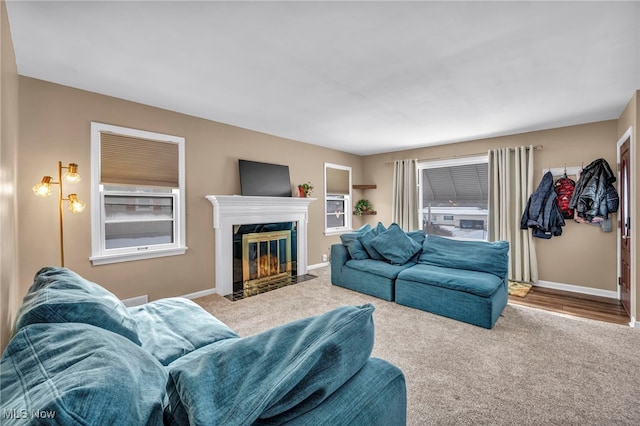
(90, 246), (188, 265)
(324, 228), (353, 236)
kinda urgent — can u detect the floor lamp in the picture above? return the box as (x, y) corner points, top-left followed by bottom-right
(33, 161), (86, 267)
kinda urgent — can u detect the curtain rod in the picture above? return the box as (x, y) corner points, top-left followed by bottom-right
(384, 144), (543, 165)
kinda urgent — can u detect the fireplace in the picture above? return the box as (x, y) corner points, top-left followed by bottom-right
(243, 229), (291, 281)
(206, 195), (315, 297)
(232, 222), (297, 297)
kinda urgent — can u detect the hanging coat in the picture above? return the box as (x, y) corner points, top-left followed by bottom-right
(554, 174), (575, 219)
(569, 158), (619, 223)
(521, 171), (566, 239)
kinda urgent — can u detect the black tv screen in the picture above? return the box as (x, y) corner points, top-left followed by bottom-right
(239, 159), (292, 197)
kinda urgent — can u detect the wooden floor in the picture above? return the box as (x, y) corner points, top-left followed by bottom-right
(508, 286), (630, 325)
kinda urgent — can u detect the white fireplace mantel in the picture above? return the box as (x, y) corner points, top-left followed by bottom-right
(206, 195), (316, 296)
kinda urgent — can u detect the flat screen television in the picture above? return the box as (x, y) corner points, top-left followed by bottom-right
(239, 159), (292, 197)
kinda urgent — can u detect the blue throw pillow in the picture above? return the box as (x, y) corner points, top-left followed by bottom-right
(419, 234), (509, 278)
(370, 223), (422, 265)
(1, 323), (167, 425)
(358, 222), (387, 260)
(406, 229), (426, 245)
(406, 229), (426, 263)
(13, 267), (141, 345)
(129, 298), (239, 365)
(339, 223), (371, 260)
(165, 304), (375, 425)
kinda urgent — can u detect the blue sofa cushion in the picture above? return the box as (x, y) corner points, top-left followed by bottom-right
(0, 323), (167, 425)
(13, 267), (141, 345)
(165, 304), (375, 426)
(419, 235), (509, 278)
(358, 222), (387, 260)
(406, 229), (426, 245)
(129, 298), (239, 365)
(406, 229), (426, 262)
(398, 264), (503, 297)
(371, 223), (422, 265)
(346, 259), (415, 280)
(340, 223), (372, 260)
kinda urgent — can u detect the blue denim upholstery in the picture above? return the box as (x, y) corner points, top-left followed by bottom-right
(1, 323), (167, 425)
(129, 298), (239, 365)
(397, 264), (504, 297)
(331, 227), (509, 328)
(371, 223), (422, 265)
(165, 304), (377, 426)
(358, 222), (387, 260)
(254, 358), (407, 426)
(13, 267), (141, 344)
(332, 244), (413, 301)
(419, 234), (509, 278)
(339, 223), (372, 260)
(3, 268), (406, 425)
(395, 276), (508, 329)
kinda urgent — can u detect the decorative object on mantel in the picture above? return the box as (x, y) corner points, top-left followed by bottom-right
(32, 161), (86, 267)
(354, 199), (375, 215)
(297, 181), (314, 197)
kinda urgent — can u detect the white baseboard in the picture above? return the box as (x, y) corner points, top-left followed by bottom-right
(534, 280), (618, 299)
(307, 262), (329, 270)
(121, 295), (148, 307)
(181, 288), (218, 300)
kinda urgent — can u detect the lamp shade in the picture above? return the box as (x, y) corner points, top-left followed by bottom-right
(33, 176), (53, 197)
(68, 194), (86, 213)
(64, 163), (81, 183)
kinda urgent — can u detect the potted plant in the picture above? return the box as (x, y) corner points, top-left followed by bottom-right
(298, 182), (313, 197)
(354, 199), (373, 215)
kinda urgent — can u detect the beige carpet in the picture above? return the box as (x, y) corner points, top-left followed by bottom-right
(194, 267), (640, 425)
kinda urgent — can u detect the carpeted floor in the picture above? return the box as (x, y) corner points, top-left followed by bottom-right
(194, 267), (640, 425)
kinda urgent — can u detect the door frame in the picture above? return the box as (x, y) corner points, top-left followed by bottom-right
(616, 126), (635, 327)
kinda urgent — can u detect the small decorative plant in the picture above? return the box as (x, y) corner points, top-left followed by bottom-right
(354, 199), (373, 215)
(298, 182), (313, 197)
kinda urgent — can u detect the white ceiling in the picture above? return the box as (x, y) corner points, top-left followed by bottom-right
(6, 1), (640, 156)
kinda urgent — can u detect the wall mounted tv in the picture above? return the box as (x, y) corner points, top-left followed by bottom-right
(239, 159), (292, 197)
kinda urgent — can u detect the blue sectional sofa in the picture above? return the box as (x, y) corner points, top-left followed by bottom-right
(331, 223), (509, 329)
(1, 267), (406, 425)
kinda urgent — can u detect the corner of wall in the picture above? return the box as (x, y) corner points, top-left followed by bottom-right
(1, 0), (21, 352)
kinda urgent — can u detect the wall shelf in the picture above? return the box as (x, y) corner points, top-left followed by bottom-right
(353, 184), (377, 215)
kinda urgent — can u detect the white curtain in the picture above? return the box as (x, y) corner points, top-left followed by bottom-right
(488, 146), (538, 282)
(392, 159), (419, 231)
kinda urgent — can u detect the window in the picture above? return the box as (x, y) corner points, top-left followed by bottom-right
(324, 163), (352, 235)
(90, 122), (186, 265)
(418, 155), (488, 240)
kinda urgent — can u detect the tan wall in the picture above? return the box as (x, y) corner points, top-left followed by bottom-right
(18, 77), (362, 301)
(617, 90), (638, 320)
(0, 0), (20, 351)
(362, 121), (620, 292)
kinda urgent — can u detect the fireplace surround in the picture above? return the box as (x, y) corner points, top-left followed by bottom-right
(206, 195), (315, 296)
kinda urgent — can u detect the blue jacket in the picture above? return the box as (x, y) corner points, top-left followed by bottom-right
(520, 171), (566, 239)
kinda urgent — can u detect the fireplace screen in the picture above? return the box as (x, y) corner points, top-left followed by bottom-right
(242, 230), (292, 295)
